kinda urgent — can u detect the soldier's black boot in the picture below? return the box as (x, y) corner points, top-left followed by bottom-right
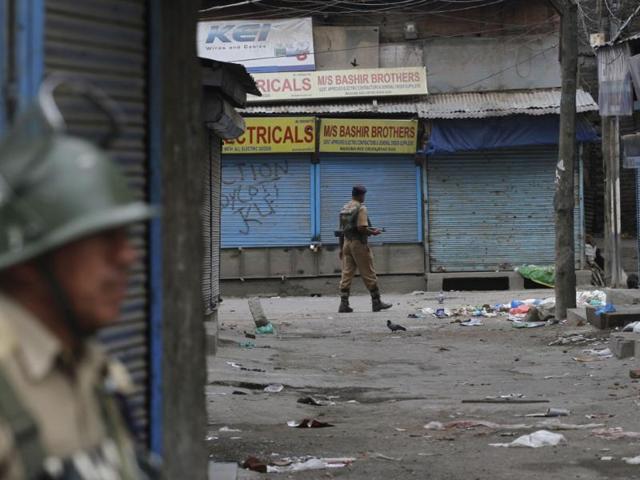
(338, 291), (353, 313)
(371, 290), (392, 312)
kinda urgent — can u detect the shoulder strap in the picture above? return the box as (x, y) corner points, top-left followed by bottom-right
(349, 204), (361, 226)
(0, 366), (45, 479)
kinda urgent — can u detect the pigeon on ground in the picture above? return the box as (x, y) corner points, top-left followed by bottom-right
(387, 320), (407, 332)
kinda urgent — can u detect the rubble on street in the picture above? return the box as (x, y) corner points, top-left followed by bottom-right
(207, 290), (640, 479)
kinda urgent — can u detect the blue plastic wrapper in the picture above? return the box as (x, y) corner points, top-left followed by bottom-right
(595, 304), (616, 317)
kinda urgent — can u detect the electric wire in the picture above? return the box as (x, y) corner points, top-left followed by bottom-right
(611, 2), (640, 43)
(199, 0), (266, 13)
(205, 0), (510, 20)
(199, 0), (562, 96)
(198, 21), (556, 66)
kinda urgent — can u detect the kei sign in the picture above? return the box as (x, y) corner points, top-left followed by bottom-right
(197, 18), (315, 73)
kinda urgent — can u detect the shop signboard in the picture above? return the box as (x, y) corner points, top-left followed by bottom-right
(197, 17), (315, 72)
(223, 117), (316, 154)
(248, 66), (428, 102)
(319, 118), (418, 154)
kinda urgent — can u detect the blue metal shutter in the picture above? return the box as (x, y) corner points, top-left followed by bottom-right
(221, 155), (312, 247)
(44, 0), (151, 441)
(427, 147), (582, 272)
(319, 155), (419, 244)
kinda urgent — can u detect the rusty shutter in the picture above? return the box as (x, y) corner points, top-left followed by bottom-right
(44, 0), (151, 441)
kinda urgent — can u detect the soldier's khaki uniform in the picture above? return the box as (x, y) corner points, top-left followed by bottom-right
(339, 200), (378, 292)
(0, 294), (147, 479)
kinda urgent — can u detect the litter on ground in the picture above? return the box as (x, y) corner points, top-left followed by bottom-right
(267, 457), (356, 473)
(592, 428), (640, 440)
(219, 426), (241, 433)
(287, 419), (334, 428)
(460, 318), (484, 327)
(573, 348), (613, 362)
(424, 419), (602, 432)
(264, 384), (284, 393)
(489, 430), (566, 448)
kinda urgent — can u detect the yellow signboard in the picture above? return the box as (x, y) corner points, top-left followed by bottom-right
(319, 118), (418, 154)
(223, 117), (316, 154)
(248, 67), (428, 103)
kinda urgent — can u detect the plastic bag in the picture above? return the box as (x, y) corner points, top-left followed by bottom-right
(256, 323), (275, 335)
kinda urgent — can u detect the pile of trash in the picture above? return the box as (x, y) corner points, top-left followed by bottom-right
(411, 290), (607, 329)
(414, 305), (501, 320)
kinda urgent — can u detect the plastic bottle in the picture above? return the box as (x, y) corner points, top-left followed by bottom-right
(438, 291), (445, 304)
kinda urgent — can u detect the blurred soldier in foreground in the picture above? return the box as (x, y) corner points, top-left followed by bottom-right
(0, 78), (158, 479)
(337, 184), (392, 313)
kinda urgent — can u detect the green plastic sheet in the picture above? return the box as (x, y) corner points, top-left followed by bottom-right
(516, 265), (555, 288)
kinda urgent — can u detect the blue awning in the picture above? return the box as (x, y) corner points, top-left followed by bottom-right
(427, 114), (599, 154)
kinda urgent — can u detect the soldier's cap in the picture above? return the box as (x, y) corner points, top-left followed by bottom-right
(352, 184), (367, 196)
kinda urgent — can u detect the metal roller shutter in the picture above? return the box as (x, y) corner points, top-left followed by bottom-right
(221, 155), (312, 247)
(319, 155), (419, 244)
(44, 0), (150, 440)
(637, 172), (640, 276)
(211, 140), (221, 305)
(203, 134), (221, 312)
(427, 146), (582, 272)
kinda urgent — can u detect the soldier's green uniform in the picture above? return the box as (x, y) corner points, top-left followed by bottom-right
(0, 79), (157, 479)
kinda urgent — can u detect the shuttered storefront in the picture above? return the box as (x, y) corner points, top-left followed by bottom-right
(427, 146), (582, 272)
(319, 155), (420, 244)
(44, 0), (151, 439)
(221, 155), (312, 247)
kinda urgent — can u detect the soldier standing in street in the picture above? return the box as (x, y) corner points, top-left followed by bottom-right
(0, 79), (158, 479)
(337, 185), (392, 313)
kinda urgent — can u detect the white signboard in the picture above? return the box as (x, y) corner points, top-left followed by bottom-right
(197, 18), (315, 73)
(249, 67), (428, 102)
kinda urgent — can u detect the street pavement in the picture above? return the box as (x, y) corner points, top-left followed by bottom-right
(207, 290), (640, 479)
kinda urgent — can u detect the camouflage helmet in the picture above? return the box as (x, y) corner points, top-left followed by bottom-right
(0, 77), (156, 271)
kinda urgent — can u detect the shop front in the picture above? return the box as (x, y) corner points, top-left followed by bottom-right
(220, 116), (426, 295)
(424, 114), (598, 290)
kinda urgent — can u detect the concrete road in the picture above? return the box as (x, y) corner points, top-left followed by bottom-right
(207, 291), (640, 479)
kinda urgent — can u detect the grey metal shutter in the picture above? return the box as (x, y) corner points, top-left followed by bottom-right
(221, 155), (312, 247)
(203, 134), (221, 313)
(319, 155), (419, 244)
(211, 140), (221, 305)
(427, 146), (582, 272)
(44, 0), (150, 440)
(637, 171), (640, 275)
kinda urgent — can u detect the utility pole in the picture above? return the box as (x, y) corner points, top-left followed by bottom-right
(598, 0), (625, 287)
(603, 116), (623, 287)
(550, 0), (578, 320)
